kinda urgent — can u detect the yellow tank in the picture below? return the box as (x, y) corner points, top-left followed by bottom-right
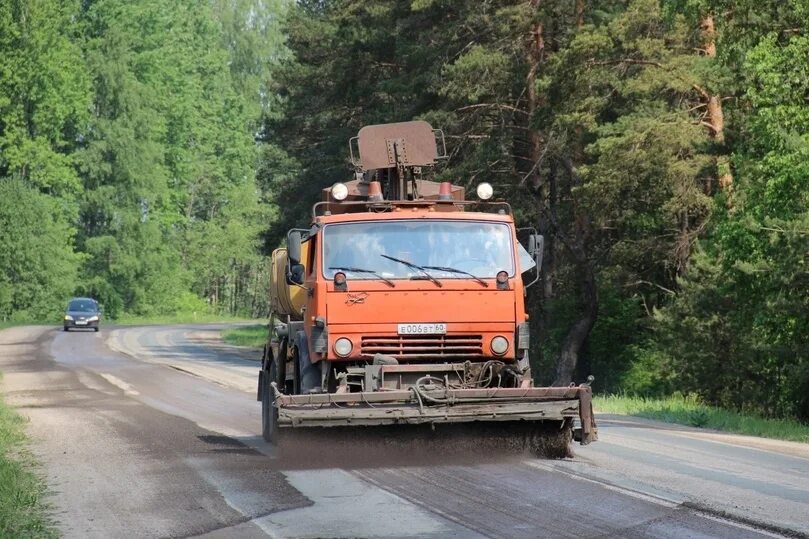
(269, 247), (307, 321)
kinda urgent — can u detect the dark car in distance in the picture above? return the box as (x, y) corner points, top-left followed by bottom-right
(64, 297), (101, 332)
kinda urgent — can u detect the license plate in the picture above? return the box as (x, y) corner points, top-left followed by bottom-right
(76, 320), (87, 325)
(397, 323), (447, 335)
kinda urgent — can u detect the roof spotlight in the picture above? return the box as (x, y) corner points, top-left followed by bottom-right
(331, 182), (349, 201)
(477, 182), (493, 200)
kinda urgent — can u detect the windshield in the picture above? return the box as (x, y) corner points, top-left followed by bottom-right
(67, 299), (97, 312)
(323, 220), (515, 280)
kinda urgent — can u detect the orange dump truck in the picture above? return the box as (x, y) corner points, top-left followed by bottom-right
(258, 121), (596, 455)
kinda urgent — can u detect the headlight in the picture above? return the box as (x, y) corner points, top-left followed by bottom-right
(88, 316), (99, 322)
(331, 182), (349, 201)
(491, 336), (509, 356)
(333, 337), (353, 357)
(64, 315), (73, 321)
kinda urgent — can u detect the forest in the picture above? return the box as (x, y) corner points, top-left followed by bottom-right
(1, 0), (807, 420)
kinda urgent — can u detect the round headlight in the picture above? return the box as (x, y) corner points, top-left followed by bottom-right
(496, 271), (508, 284)
(491, 336), (509, 356)
(334, 272), (347, 286)
(331, 182), (349, 201)
(334, 337), (353, 357)
(476, 182), (493, 200)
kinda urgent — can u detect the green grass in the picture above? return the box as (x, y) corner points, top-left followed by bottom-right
(2, 315), (260, 331)
(0, 386), (57, 538)
(112, 313), (260, 325)
(221, 324), (268, 348)
(2, 313), (261, 328)
(595, 394), (809, 443)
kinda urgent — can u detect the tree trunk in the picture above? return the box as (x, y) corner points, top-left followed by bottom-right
(525, 2), (554, 371)
(543, 169), (556, 300)
(525, 9), (544, 193)
(575, 0), (585, 29)
(700, 14), (733, 192)
(525, 5), (554, 296)
(553, 160), (599, 386)
(554, 256), (597, 385)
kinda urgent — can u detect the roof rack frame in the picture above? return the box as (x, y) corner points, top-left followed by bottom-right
(312, 200), (512, 218)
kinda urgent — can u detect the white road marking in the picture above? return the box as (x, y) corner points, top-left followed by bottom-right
(99, 372), (140, 396)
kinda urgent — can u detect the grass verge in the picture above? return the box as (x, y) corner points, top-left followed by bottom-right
(0, 386), (56, 537)
(221, 324), (268, 348)
(112, 313), (260, 325)
(595, 394), (809, 443)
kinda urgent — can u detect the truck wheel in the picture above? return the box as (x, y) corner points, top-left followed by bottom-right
(261, 360), (280, 444)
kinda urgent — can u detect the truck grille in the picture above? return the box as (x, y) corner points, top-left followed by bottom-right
(361, 335), (484, 359)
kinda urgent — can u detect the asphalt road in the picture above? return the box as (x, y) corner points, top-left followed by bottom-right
(1, 324), (808, 538)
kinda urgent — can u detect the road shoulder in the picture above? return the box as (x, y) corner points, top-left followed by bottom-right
(0, 325), (309, 538)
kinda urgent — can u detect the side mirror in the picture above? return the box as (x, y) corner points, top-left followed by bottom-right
(527, 234), (540, 255)
(288, 263), (305, 285)
(530, 234), (544, 270)
(288, 231), (302, 265)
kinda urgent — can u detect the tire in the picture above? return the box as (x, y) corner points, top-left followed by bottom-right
(94, 327), (99, 333)
(261, 360), (280, 444)
(63, 327), (69, 332)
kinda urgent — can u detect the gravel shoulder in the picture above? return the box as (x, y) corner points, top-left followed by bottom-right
(0, 326), (306, 538)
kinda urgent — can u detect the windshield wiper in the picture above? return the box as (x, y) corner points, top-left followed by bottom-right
(329, 266), (395, 287)
(380, 254), (442, 287)
(422, 266), (489, 288)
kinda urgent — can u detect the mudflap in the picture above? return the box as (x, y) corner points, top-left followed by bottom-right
(296, 330), (321, 394)
(257, 369), (264, 401)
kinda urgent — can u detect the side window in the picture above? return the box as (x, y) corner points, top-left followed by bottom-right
(305, 235), (316, 276)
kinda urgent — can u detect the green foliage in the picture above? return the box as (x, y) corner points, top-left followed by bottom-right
(586, 281), (646, 392)
(441, 46), (513, 103)
(0, 0), (90, 202)
(634, 24), (809, 420)
(0, 0), (88, 321)
(0, 180), (81, 320)
(1, 0), (285, 322)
